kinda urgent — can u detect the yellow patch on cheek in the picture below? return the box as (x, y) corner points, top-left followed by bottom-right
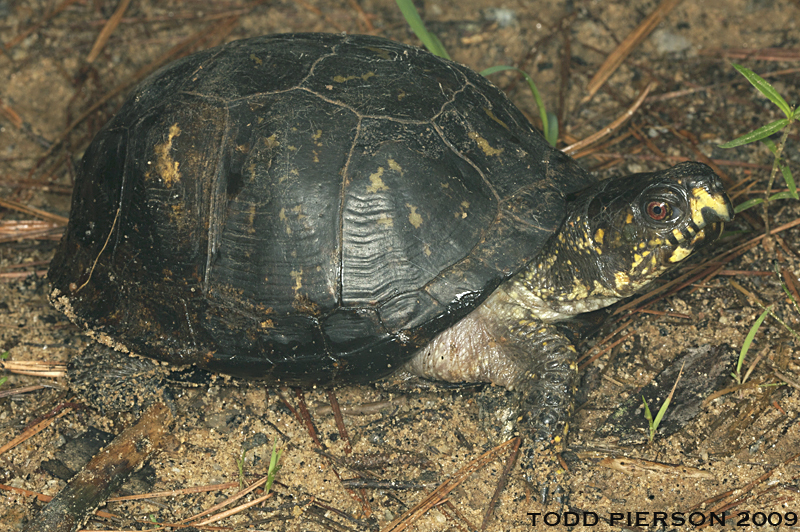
(690, 231), (706, 245)
(668, 244), (693, 263)
(691, 187), (732, 226)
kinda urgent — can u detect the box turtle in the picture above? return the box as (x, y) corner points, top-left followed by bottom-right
(49, 33), (733, 452)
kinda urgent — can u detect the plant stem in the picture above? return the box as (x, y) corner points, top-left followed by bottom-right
(763, 121), (792, 236)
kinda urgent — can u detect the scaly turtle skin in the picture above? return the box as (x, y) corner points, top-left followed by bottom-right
(48, 33), (733, 450)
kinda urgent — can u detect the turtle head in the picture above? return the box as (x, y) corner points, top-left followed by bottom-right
(511, 162), (731, 320)
(578, 161), (733, 297)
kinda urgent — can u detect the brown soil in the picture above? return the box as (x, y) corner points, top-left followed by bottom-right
(2, 1), (800, 531)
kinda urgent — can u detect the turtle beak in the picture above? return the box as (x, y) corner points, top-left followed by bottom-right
(666, 168), (733, 264)
(688, 174), (734, 227)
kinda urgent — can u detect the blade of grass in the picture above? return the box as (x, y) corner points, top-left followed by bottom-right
(718, 118), (789, 148)
(481, 65), (557, 146)
(731, 63), (793, 118)
(781, 164), (798, 199)
(735, 306), (772, 382)
(395, 0), (450, 59)
(735, 190), (800, 213)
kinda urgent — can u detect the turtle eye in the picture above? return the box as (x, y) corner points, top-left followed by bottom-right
(646, 200), (670, 221)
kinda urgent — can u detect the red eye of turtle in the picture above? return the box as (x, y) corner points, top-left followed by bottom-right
(646, 200), (670, 221)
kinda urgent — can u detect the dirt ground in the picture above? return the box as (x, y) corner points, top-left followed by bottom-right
(2, 0), (800, 531)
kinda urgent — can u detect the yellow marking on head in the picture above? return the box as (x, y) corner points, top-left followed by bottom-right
(571, 280), (589, 300)
(467, 132), (504, 156)
(406, 204), (423, 228)
(626, 212), (634, 224)
(631, 250), (651, 271)
(648, 238), (664, 247)
(672, 227), (686, 243)
(668, 244), (693, 263)
(690, 187), (732, 226)
(594, 228), (604, 245)
(690, 231), (706, 245)
(367, 167), (388, 193)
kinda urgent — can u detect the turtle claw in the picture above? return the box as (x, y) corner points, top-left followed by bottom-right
(521, 439), (570, 506)
(476, 386), (571, 507)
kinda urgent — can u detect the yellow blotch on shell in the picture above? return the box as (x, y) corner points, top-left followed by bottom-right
(154, 123), (182, 186)
(367, 167), (388, 193)
(484, 108), (510, 130)
(279, 208), (291, 235)
(614, 271), (630, 290)
(467, 132), (504, 156)
(264, 134), (279, 149)
(388, 158), (403, 173)
(406, 204), (423, 228)
(290, 269), (303, 292)
(333, 71), (376, 83)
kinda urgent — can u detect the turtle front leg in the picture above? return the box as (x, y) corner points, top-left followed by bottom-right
(499, 320), (578, 504)
(407, 303), (579, 446)
(406, 299), (579, 502)
(506, 321), (578, 447)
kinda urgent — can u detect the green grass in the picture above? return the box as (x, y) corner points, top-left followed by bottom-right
(0, 351), (8, 387)
(236, 438), (282, 493)
(719, 63), (797, 384)
(642, 362), (684, 443)
(719, 63), (797, 215)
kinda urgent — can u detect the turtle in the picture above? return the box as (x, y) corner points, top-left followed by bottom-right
(48, 33), (733, 460)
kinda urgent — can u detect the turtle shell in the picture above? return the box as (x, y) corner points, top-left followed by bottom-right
(48, 33), (593, 385)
